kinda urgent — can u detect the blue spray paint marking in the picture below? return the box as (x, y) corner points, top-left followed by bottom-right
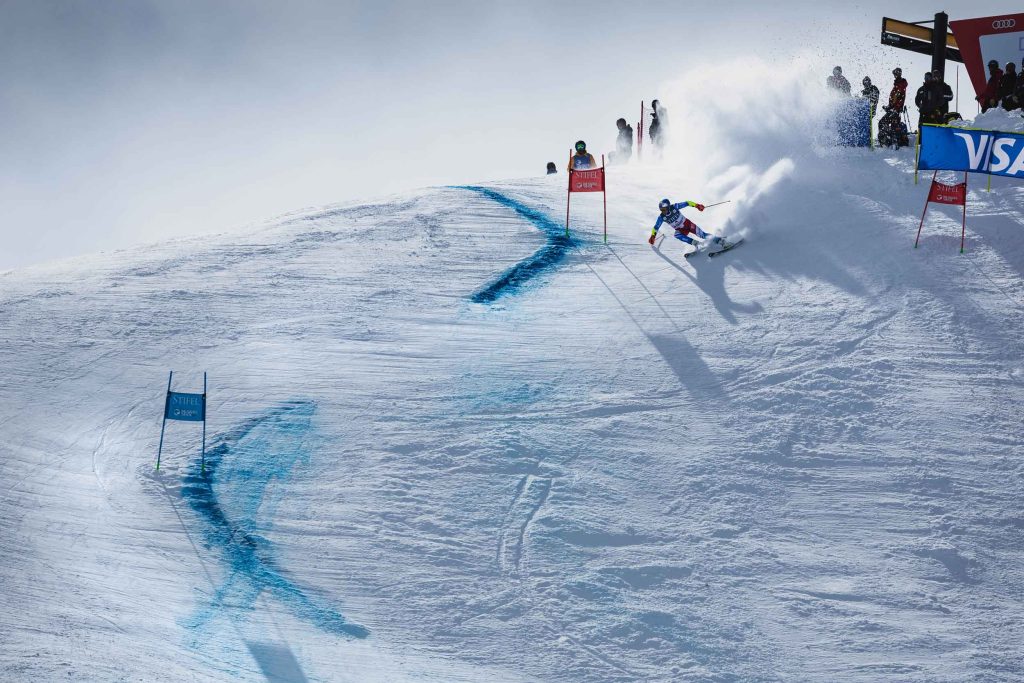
(180, 400), (368, 640)
(455, 186), (578, 303)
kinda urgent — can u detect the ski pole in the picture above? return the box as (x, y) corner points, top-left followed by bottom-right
(704, 200), (731, 208)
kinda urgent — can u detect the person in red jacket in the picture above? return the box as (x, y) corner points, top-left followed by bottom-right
(888, 68), (908, 111)
(978, 60), (1003, 112)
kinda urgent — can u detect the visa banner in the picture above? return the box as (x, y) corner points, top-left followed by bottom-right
(919, 124), (1024, 178)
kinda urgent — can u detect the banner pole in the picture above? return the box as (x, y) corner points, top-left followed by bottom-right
(201, 372), (207, 473)
(960, 171), (968, 254)
(914, 171), (936, 248)
(987, 135), (994, 192)
(156, 370), (173, 471)
(602, 154), (607, 244)
(566, 171), (572, 238)
(914, 127), (921, 185)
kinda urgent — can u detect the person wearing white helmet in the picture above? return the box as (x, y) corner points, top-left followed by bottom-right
(647, 198), (729, 254)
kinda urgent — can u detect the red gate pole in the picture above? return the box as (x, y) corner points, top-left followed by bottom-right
(638, 100), (644, 160)
(602, 155), (608, 244)
(960, 171), (968, 253)
(914, 171), (937, 248)
(566, 152), (572, 238)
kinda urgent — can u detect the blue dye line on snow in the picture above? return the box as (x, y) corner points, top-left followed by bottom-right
(180, 399), (368, 640)
(455, 185), (578, 303)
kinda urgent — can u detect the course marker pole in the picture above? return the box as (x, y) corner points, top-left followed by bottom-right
(566, 151), (572, 237)
(201, 372), (208, 473)
(914, 171), (937, 248)
(960, 171), (968, 253)
(155, 371), (173, 471)
(602, 154), (607, 244)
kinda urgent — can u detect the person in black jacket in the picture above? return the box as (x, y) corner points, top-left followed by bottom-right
(931, 69), (954, 121)
(609, 118), (634, 165)
(861, 77), (880, 118)
(649, 100), (667, 154)
(1015, 58), (1024, 110)
(1000, 62), (1019, 110)
(915, 72), (938, 129)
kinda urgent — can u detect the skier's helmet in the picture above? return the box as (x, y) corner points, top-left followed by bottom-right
(863, 77), (872, 86)
(892, 67), (902, 78)
(575, 140), (587, 153)
(659, 198), (672, 212)
(833, 66), (842, 76)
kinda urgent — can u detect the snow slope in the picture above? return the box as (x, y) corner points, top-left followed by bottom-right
(3, 87), (1024, 680)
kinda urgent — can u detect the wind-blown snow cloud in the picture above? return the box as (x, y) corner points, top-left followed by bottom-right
(0, 0), (1019, 269)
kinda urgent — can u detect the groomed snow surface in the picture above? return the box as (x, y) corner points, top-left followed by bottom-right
(3, 107), (1024, 681)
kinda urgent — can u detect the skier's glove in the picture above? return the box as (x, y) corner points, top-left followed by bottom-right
(696, 204), (705, 211)
(648, 234), (656, 245)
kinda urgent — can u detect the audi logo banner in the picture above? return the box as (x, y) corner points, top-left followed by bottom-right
(950, 13), (1024, 100)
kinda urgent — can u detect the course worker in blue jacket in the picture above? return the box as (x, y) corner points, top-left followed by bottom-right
(568, 140), (597, 171)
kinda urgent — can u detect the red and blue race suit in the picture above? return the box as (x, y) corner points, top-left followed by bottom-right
(649, 201), (723, 246)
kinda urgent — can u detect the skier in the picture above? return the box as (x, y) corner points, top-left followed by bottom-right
(568, 140), (596, 171)
(827, 66), (851, 95)
(647, 198), (729, 253)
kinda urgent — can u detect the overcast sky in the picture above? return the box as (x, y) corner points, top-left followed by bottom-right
(1, 0), (1020, 270)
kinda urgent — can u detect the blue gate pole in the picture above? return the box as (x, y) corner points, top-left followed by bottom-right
(201, 372), (207, 474)
(155, 370), (173, 470)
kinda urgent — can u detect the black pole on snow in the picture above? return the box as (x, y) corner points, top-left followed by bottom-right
(931, 11), (949, 80)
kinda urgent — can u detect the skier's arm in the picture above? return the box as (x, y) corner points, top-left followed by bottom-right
(675, 201), (706, 211)
(648, 215), (664, 244)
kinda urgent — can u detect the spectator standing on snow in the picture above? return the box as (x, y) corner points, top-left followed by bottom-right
(567, 140), (596, 171)
(649, 100), (667, 153)
(609, 118), (633, 165)
(546, 162), (557, 175)
(931, 69), (954, 121)
(1000, 62), (1019, 110)
(915, 72), (939, 129)
(888, 68), (908, 112)
(827, 66), (851, 95)
(1015, 58), (1024, 110)
(861, 77), (880, 118)
(978, 60), (1003, 113)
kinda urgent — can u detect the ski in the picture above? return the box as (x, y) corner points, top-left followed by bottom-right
(708, 238), (744, 258)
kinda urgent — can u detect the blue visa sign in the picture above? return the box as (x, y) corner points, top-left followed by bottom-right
(166, 391), (206, 422)
(919, 125), (1024, 178)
